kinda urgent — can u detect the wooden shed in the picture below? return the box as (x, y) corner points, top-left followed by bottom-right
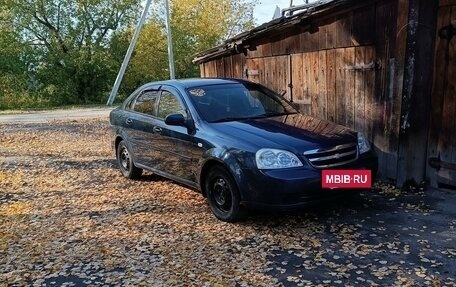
(193, 0), (456, 188)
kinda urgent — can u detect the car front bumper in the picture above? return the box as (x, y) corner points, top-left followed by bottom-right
(238, 151), (378, 210)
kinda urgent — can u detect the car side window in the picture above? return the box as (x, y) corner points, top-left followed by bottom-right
(132, 90), (159, 116)
(157, 90), (186, 119)
(124, 92), (138, 110)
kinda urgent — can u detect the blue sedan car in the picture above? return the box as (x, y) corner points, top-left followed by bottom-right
(110, 78), (377, 222)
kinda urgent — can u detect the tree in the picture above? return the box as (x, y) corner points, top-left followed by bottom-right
(1, 0), (141, 104)
(0, 6), (33, 109)
(0, 0), (258, 107)
(119, 0), (258, 94)
(170, 0), (257, 78)
(111, 19), (170, 98)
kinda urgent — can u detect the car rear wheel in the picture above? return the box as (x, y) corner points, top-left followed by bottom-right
(117, 140), (143, 179)
(205, 166), (245, 222)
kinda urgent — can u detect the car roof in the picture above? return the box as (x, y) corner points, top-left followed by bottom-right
(139, 78), (248, 90)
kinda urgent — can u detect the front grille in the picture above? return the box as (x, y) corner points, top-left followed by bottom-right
(303, 143), (358, 169)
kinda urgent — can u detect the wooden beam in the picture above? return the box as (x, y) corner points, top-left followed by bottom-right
(396, 0), (438, 187)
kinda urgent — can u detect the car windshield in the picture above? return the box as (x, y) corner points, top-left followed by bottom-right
(187, 83), (298, 123)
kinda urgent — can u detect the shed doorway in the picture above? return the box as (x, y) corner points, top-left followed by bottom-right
(427, 1), (456, 188)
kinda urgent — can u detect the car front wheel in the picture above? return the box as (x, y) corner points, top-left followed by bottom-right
(117, 140), (143, 179)
(205, 166), (245, 222)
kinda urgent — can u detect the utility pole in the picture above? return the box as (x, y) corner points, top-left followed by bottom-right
(165, 0), (175, 80)
(106, 0), (152, 106)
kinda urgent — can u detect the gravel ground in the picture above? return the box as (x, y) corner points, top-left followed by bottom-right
(0, 118), (455, 287)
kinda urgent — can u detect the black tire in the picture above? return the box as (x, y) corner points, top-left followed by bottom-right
(205, 166), (245, 222)
(117, 140), (143, 179)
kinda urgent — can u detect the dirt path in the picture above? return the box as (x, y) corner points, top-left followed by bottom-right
(0, 107), (113, 123)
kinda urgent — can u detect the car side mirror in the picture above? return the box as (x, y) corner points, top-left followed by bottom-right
(165, 113), (195, 131)
(165, 113), (186, 126)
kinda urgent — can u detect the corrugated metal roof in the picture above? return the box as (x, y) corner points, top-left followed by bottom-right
(193, 0), (368, 64)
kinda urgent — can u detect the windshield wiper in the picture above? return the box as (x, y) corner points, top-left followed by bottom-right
(211, 112), (297, 123)
(211, 116), (250, 123)
(251, 112), (296, 119)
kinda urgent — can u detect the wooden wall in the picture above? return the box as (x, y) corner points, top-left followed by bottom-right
(200, 0), (404, 181)
(198, 0), (454, 187)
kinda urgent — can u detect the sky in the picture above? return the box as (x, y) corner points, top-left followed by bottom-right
(254, 0), (313, 25)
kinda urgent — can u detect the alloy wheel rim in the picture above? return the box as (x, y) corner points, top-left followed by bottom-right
(120, 147), (130, 171)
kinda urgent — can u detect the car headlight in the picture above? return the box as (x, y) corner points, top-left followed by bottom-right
(255, 148), (303, 169)
(357, 132), (371, 154)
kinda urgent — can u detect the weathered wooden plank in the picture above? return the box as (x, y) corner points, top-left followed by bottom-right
(271, 37), (282, 56)
(300, 31), (311, 53)
(374, 0), (390, 110)
(248, 46), (259, 59)
(245, 58), (260, 83)
(301, 52), (312, 114)
(335, 11), (353, 48)
(253, 57), (262, 84)
(354, 46), (366, 133)
(261, 57), (268, 86)
(310, 52), (320, 117)
(344, 47), (356, 128)
(206, 61), (217, 77)
(278, 55), (288, 95)
(318, 50), (328, 119)
(370, 0), (395, 181)
(263, 57), (271, 86)
(319, 23), (328, 50)
(287, 55), (293, 100)
(262, 42), (273, 57)
(300, 25), (321, 53)
(224, 57), (233, 78)
(438, 5), (456, 185)
(202, 62), (208, 77)
(287, 55), (293, 101)
(396, 0), (438, 186)
(335, 48), (346, 125)
(261, 57), (268, 85)
(199, 63), (205, 77)
(428, 5), (451, 186)
(291, 53), (304, 103)
(263, 56), (278, 91)
(215, 58), (225, 77)
(326, 49), (336, 122)
(386, 0), (409, 185)
(284, 34), (301, 54)
(392, 0), (409, 135)
(279, 35), (288, 55)
(372, 3), (395, 180)
(326, 19), (337, 49)
(231, 54), (244, 79)
(365, 46), (376, 140)
(277, 55), (290, 100)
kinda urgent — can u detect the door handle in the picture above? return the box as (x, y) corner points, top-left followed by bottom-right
(126, 118), (133, 125)
(153, 126), (162, 133)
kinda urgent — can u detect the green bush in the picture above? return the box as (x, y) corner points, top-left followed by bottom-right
(0, 75), (52, 110)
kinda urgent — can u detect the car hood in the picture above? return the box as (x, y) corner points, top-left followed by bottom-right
(208, 113), (357, 152)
